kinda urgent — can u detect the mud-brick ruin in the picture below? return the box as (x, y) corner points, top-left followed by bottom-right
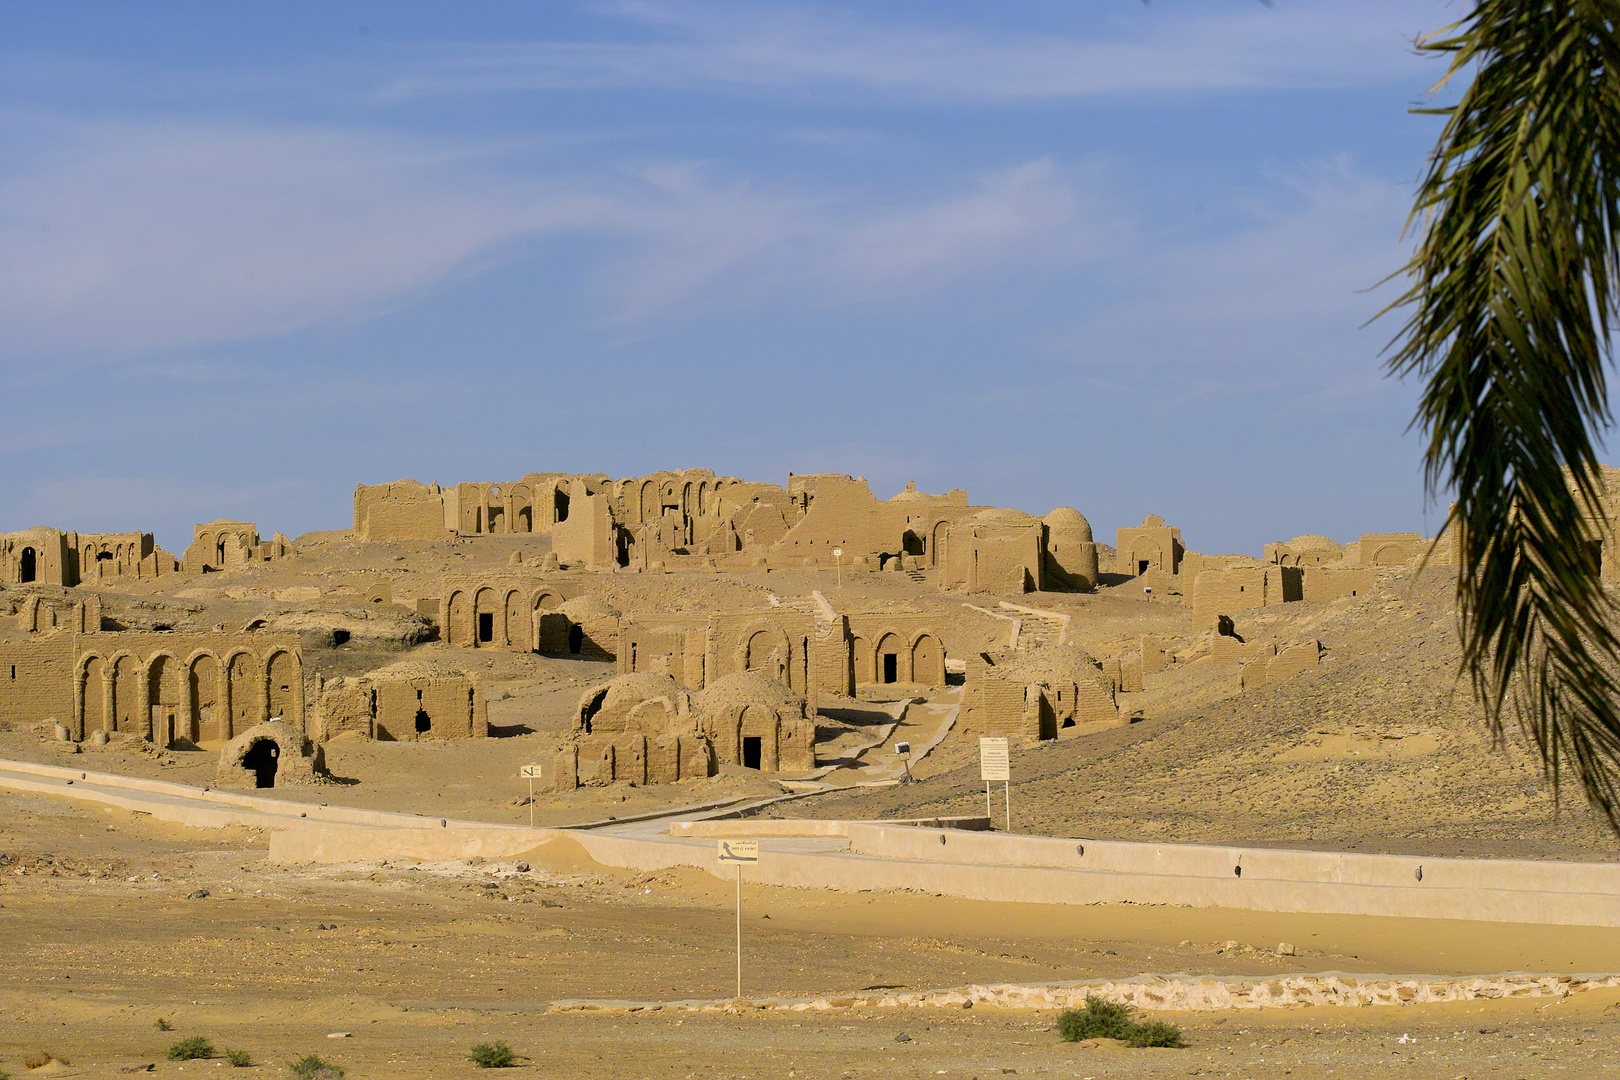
(0, 463), (1511, 791)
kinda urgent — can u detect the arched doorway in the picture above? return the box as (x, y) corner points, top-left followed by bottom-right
(148, 656), (181, 746)
(911, 634), (943, 686)
(190, 656), (220, 742)
(267, 652), (301, 728)
(243, 739), (279, 788)
(852, 636), (874, 686)
(931, 522), (949, 570)
(474, 587), (500, 646)
(81, 658), (107, 737)
(112, 656), (141, 734)
(505, 591), (528, 649)
(229, 653), (260, 734)
(875, 633), (904, 684)
(447, 591), (470, 646)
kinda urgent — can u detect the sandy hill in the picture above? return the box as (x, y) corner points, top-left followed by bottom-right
(766, 565), (1620, 861)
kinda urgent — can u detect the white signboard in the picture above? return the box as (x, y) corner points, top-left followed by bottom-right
(717, 839), (760, 863)
(979, 737), (1010, 782)
(519, 764), (543, 779)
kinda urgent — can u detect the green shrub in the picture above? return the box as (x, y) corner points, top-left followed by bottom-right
(288, 1053), (345, 1080)
(469, 1042), (517, 1068)
(167, 1036), (215, 1060)
(1055, 997), (1184, 1048)
(155, 1018), (174, 1032)
(225, 1048), (254, 1067)
(0, 1067), (12, 1080)
(1124, 1020), (1186, 1049)
(1056, 997), (1134, 1041)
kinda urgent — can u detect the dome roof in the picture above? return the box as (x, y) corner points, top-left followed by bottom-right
(558, 595), (621, 620)
(1043, 507), (1093, 541)
(579, 672), (686, 714)
(1286, 534), (1341, 550)
(972, 507), (1035, 524)
(694, 671), (804, 714)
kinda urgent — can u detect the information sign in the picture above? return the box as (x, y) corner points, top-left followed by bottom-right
(978, 737), (1010, 782)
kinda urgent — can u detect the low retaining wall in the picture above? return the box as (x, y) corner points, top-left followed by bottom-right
(7, 758), (1619, 928)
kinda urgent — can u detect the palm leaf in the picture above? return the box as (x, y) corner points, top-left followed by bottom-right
(1387, 1), (1620, 825)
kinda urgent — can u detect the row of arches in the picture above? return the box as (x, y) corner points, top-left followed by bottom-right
(443, 585), (566, 650)
(851, 630), (945, 686)
(74, 648), (303, 745)
(457, 481), (571, 536)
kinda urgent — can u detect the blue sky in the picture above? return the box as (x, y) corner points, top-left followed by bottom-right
(0, 0), (1466, 555)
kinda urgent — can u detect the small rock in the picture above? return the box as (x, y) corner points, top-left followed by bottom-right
(186, 889), (209, 900)
(961, 1000), (973, 1010)
(894, 1033), (912, 1043)
(118, 1065), (155, 1074)
(514, 862), (530, 873)
(1277, 942), (1297, 956)
(327, 1032), (351, 1039)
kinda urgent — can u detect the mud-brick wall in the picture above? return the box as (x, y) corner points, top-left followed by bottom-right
(0, 635), (75, 728)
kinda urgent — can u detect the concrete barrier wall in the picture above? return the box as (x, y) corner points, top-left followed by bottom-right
(0, 758), (501, 831)
(269, 821), (562, 863)
(671, 820), (851, 838)
(8, 757), (1620, 928)
(572, 831), (1620, 928)
(847, 824), (1620, 897)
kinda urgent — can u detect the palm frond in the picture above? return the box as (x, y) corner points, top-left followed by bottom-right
(1387, 1), (1620, 824)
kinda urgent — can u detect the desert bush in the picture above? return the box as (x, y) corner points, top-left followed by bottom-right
(167, 1036), (215, 1060)
(288, 1053), (346, 1080)
(469, 1041), (517, 1068)
(1123, 1020), (1186, 1049)
(1056, 998), (1134, 1041)
(225, 1048), (254, 1067)
(155, 1018), (173, 1031)
(1055, 997), (1183, 1048)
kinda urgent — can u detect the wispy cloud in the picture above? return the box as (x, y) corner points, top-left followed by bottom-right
(0, 116), (1117, 359)
(383, 0), (1446, 103)
(0, 119), (609, 359)
(1054, 157), (1414, 391)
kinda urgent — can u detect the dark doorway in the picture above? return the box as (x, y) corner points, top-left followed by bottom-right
(568, 624), (584, 655)
(742, 736), (762, 770)
(415, 708), (431, 734)
(478, 613), (494, 643)
(1138, 560), (1150, 576)
(243, 739), (279, 788)
(19, 547), (35, 583)
(554, 488), (570, 523)
(882, 653), (898, 684)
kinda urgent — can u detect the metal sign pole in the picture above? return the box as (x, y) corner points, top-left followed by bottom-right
(1005, 780), (1011, 833)
(985, 781), (992, 823)
(519, 764), (542, 828)
(716, 839), (759, 1001)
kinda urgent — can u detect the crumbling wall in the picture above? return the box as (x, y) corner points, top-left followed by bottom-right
(1190, 564), (1302, 630)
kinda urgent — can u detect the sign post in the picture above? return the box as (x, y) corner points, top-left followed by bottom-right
(833, 548), (843, 588)
(717, 839), (760, 999)
(519, 764), (542, 827)
(979, 737), (1010, 832)
(895, 740), (912, 783)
